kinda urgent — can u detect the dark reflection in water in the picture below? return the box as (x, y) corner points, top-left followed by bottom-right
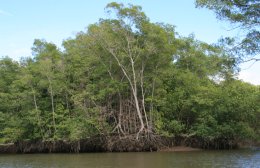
(0, 150), (259, 168)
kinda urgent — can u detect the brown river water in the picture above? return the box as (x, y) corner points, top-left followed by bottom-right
(0, 149), (259, 168)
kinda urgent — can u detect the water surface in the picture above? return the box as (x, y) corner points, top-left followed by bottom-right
(0, 150), (259, 168)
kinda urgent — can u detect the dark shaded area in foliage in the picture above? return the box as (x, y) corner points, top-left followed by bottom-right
(0, 135), (242, 154)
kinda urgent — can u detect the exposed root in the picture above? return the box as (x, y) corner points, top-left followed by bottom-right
(136, 126), (145, 140)
(112, 124), (125, 137)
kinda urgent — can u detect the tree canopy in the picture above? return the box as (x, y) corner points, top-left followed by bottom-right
(196, 0), (260, 61)
(0, 2), (259, 145)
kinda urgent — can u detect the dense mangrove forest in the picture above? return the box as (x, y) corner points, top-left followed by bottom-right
(0, 2), (259, 152)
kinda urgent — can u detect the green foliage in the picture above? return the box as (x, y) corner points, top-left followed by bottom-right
(0, 2), (259, 144)
(196, 0), (260, 58)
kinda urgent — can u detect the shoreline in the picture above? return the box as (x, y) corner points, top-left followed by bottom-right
(0, 135), (258, 154)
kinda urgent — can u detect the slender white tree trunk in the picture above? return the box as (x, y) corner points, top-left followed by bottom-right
(47, 77), (56, 137)
(33, 89), (44, 139)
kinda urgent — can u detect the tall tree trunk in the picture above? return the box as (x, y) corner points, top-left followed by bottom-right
(129, 56), (145, 139)
(140, 61), (149, 132)
(149, 78), (155, 131)
(149, 66), (158, 132)
(47, 77), (56, 138)
(106, 47), (145, 139)
(32, 89), (44, 139)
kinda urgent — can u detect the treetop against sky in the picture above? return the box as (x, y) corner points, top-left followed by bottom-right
(0, 0), (259, 85)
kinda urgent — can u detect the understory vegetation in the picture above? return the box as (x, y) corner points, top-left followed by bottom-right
(0, 3), (259, 145)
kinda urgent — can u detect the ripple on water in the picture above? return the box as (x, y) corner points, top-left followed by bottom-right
(0, 150), (259, 168)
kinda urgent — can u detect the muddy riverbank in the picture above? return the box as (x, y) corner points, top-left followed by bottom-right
(0, 135), (253, 153)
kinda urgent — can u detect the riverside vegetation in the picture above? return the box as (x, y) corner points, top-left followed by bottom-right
(0, 2), (259, 153)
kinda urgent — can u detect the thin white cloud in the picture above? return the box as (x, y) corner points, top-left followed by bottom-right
(239, 61), (260, 85)
(0, 9), (13, 16)
(239, 71), (260, 85)
(9, 48), (31, 60)
(0, 47), (31, 61)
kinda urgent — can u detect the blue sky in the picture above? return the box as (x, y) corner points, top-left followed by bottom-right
(0, 0), (259, 85)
